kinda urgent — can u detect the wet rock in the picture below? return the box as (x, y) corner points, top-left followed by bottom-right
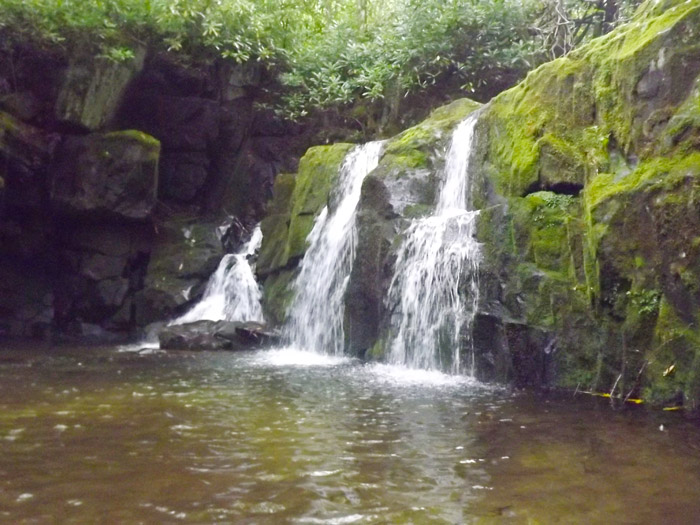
(346, 99), (481, 358)
(135, 220), (223, 326)
(50, 130), (160, 220)
(158, 320), (279, 351)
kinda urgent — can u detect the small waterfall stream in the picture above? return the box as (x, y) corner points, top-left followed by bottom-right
(175, 225), (264, 324)
(386, 114), (481, 373)
(284, 142), (384, 354)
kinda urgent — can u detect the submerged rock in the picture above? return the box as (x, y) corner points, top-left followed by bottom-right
(158, 320), (279, 351)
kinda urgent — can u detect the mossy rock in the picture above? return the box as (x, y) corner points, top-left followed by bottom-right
(258, 144), (352, 276)
(262, 269), (298, 327)
(55, 48), (146, 131)
(481, 0), (700, 199)
(50, 130), (160, 220)
(472, 0), (700, 404)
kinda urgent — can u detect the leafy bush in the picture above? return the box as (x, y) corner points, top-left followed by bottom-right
(0, 0), (641, 122)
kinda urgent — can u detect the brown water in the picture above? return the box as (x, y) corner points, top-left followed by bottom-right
(1, 344), (699, 524)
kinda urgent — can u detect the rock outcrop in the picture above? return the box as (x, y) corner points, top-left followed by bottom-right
(0, 45), (310, 341)
(471, 0), (700, 406)
(258, 143), (354, 325)
(259, 0), (700, 407)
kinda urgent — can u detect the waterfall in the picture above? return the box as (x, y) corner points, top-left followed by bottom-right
(386, 114), (480, 374)
(285, 141), (384, 354)
(174, 225), (264, 324)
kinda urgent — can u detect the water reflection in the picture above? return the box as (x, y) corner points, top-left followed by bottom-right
(1, 345), (700, 523)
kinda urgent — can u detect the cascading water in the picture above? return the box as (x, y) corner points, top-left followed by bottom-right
(174, 225), (264, 324)
(285, 141), (384, 354)
(386, 113), (481, 374)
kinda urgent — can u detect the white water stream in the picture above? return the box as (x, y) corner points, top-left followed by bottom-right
(284, 142), (384, 355)
(175, 225), (264, 324)
(387, 114), (481, 373)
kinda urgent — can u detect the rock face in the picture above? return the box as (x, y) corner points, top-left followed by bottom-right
(50, 131), (160, 220)
(55, 49), (146, 131)
(0, 45), (311, 341)
(470, 0), (700, 407)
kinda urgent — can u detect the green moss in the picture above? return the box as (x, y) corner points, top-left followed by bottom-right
(483, 0), (700, 200)
(258, 174), (297, 276)
(290, 143), (354, 216)
(381, 150), (428, 170)
(262, 270), (297, 327)
(105, 129), (160, 150)
(384, 98), (480, 158)
(402, 203), (433, 219)
(586, 153), (700, 209)
(644, 298), (700, 408)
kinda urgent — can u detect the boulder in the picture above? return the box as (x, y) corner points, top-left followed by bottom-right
(158, 320), (279, 351)
(50, 130), (160, 220)
(55, 48), (146, 131)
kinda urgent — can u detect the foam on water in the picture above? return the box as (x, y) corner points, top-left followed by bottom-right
(255, 347), (352, 367)
(366, 363), (481, 388)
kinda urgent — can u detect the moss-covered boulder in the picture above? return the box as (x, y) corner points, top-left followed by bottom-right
(50, 130), (160, 220)
(472, 0), (700, 407)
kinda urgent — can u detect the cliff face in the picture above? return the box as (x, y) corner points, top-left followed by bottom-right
(0, 49), (306, 340)
(260, 0), (700, 407)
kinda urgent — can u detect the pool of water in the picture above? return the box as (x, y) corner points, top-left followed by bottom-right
(1, 343), (699, 523)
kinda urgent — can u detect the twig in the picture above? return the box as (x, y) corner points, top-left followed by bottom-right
(623, 359), (649, 404)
